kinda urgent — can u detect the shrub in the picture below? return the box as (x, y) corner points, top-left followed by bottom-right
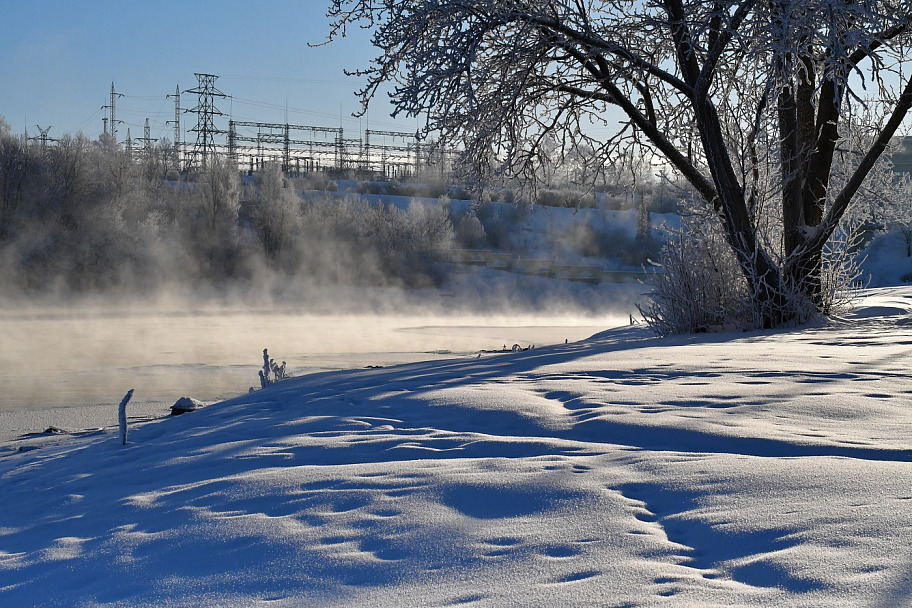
(639, 214), (752, 336)
(640, 212), (866, 336)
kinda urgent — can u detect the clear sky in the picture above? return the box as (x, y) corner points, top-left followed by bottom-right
(0, 1), (414, 143)
(3, 2), (907, 151)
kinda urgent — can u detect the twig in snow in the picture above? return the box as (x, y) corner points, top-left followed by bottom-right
(118, 389), (134, 446)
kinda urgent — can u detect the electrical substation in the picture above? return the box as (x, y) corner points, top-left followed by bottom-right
(75, 72), (453, 179)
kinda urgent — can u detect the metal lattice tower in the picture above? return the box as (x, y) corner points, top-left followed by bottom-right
(101, 82), (123, 141)
(30, 125), (55, 149)
(166, 84), (182, 166)
(183, 73), (227, 172)
(142, 118), (158, 157)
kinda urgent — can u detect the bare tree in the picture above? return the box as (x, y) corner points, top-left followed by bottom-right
(325, 0), (912, 326)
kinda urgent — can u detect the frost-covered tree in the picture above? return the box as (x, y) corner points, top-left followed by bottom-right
(49, 134), (91, 228)
(325, 0), (912, 326)
(0, 126), (35, 240)
(186, 157), (242, 279)
(197, 157), (240, 235)
(253, 163), (302, 262)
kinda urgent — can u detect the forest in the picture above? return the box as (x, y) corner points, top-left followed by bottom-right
(0, 120), (680, 303)
(0, 127), (464, 298)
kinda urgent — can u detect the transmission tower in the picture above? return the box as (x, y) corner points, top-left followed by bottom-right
(30, 125), (56, 149)
(166, 84), (182, 166)
(101, 82), (123, 141)
(142, 118), (158, 157)
(183, 73), (227, 172)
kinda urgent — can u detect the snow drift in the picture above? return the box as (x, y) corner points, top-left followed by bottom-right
(3, 288), (912, 606)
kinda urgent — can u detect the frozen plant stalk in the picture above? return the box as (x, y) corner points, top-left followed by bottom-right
(119, 389), (134, 445)
(261, 349), (271, 388)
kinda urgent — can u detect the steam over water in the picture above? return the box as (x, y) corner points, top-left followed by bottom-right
(0, 304), (624, 415)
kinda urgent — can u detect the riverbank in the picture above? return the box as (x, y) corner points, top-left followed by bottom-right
(3, 287), (912, 606)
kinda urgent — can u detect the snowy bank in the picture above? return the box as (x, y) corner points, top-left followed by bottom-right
(2, 288), (912, 606)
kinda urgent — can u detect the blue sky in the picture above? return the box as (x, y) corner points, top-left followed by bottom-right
(4, 2), (907, 151)
(0, 1), (413, 142)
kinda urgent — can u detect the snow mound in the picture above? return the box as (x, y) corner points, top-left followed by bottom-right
(170, 396), (206, 415)
(847, 305), (910, 319)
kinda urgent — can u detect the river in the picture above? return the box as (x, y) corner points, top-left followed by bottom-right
(0, 303), (624, 441)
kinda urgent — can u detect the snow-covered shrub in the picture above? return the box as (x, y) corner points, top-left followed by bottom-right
(535, 189), (597, 208)
(373, 199), (455, 283)
(642, 210), (866, 336)
(259, 348), (288, 388)
(639, 213), (751, 336)
(454, 213), (487, 248)
(260, 349), (271, 388)
(296, 193), (454, 287)
(474, 202), (527, 249)
(556, 220), (658, 266)
(401, 199), (455, 255)
(815, 223), (868, 316)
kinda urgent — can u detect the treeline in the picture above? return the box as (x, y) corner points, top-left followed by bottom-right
(352, 176), (680, 213)
(0, 131), (455, 297)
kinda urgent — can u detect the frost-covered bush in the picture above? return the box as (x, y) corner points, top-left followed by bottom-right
(555, 220), (658, 265)
(474, 202), (527, 249)
(295, 171), (335, 192)
(259, 348), (287, 387)
(639, 214), (752, 336)
(641, 210), (866, 336)
(454, 213), (487, 248)
(816, 224), (868, 316)
(535, 189), (597, 209)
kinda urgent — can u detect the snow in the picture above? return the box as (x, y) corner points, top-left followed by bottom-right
(3, 287), (912, 606)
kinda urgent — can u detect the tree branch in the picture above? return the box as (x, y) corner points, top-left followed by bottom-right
(810, 73), (912, 252)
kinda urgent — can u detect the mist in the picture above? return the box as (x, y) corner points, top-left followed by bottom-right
(0, 130), (652, 433)
(0, 130), (668, 306)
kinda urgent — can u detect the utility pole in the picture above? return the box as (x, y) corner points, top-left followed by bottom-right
(183, 73), (227, 172)
(284, 122), (291, 173)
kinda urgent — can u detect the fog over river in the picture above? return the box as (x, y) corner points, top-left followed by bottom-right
(0, 302), (626, 442)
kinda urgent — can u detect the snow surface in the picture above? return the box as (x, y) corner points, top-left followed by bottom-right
(3, 287), (912, 606)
